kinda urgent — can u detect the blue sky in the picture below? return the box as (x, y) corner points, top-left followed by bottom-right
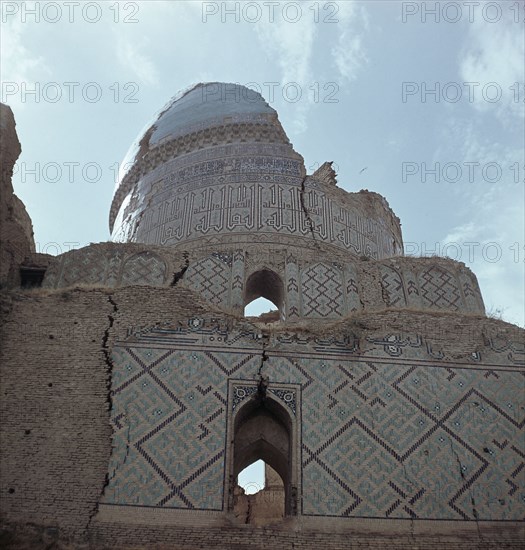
(1, 0), (524, 326)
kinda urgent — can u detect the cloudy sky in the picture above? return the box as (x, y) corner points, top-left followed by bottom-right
(1, 0), (524, 327)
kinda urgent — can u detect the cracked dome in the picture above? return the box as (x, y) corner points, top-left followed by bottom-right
(109, 82), (402, 260)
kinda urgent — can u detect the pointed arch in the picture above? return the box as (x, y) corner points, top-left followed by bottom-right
(229, 391), (297, 516)
(244, 269), (285, 319)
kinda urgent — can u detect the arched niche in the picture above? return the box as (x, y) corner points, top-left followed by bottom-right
(229, 392), (297, 517)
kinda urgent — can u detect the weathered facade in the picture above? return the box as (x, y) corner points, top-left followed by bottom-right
(0, 85), (523, 549)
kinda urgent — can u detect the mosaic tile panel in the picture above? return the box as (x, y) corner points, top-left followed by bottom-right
(183, 256), (231, 306)
(231, 383), (297, 415)
(103, 343), (261, 509)
(42, 247), (167, 288)
(285, 255), (301, 320)
(230, 250), (245, 310)
(103, 320), (524, 520)
(419, 267), (461, 311)
(56, 247), (120, 288)
(344, 263), (361, 313)
(378, 264), (484, 314)
(403, 268), (420, 309)
(301, 263), (344, 318)
(459, 271), (485, 313)
(380, 265), (407, 307)
(296, 357), (524, 519)
(120, 252), (167, 286)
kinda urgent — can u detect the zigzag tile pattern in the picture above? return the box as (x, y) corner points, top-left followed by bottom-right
(419, 267), (461, 310)
(298, 358), (524, 519)
(121, 252), (167, 286)
(301, 263), (344, 318)
(183, 256), (231, 305)
(104, 345), (260, 509)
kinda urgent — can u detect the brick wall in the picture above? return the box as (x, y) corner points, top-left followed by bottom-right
(1, 286), (523, 548)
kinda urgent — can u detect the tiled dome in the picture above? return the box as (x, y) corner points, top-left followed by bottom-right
(109, 82), (401, 265)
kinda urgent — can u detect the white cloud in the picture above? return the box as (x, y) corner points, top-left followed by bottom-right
(433, 112), (524, 327)
(251, 1), (370, 133)
(0, 18), (50, 107)
(459, 12), (525, 124)
(254, 7), (316, 85)
(331, 2), (369, 83)
(442, 213), (524, 327)
(254, 2), (318, 133)
(440, 149), (524, 328)
(115, 34), (159, 86)
(463, 139), (521, 208)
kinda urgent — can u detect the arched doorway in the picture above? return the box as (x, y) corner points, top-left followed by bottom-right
(244, 269), (285, 321)
(230, 393), (295, 520)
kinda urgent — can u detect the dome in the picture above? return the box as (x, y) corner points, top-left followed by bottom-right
(109, 82), (302, 243)
(114, 82), (283, 196)
(109, 82), (401, 262)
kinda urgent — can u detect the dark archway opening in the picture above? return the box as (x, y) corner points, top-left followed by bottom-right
(244, 269), (284, 321)
(232, 396), (292, 524)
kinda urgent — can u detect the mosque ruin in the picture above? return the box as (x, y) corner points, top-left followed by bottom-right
(0, 83), (523, 549)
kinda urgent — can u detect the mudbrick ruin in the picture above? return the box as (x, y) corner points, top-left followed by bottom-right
(0, 83), (523, 549)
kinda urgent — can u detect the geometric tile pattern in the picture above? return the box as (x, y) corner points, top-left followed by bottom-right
(230, 250), (245, 309)
(42, 247), (483, 318)
(301, 263), (344, 318)
(419, 267), (461, 311)
(102, 319), (524, 521)
(403, 267), (421, 308)
(121, 252), (167, 286)
(380, 265), (407, 307)
(42, 246), (168, 288)
(103, 343), (260, 510)
(231, 383), (297, 415)
(459, 271), (485, 313)
(285, 254), (301, 319)
(55, 247), (121, 288)
(379, 264), (482, 314)
(344, 263), (361, 312)
(299, 359), (524, 519)
(183, 256), (231, 306)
